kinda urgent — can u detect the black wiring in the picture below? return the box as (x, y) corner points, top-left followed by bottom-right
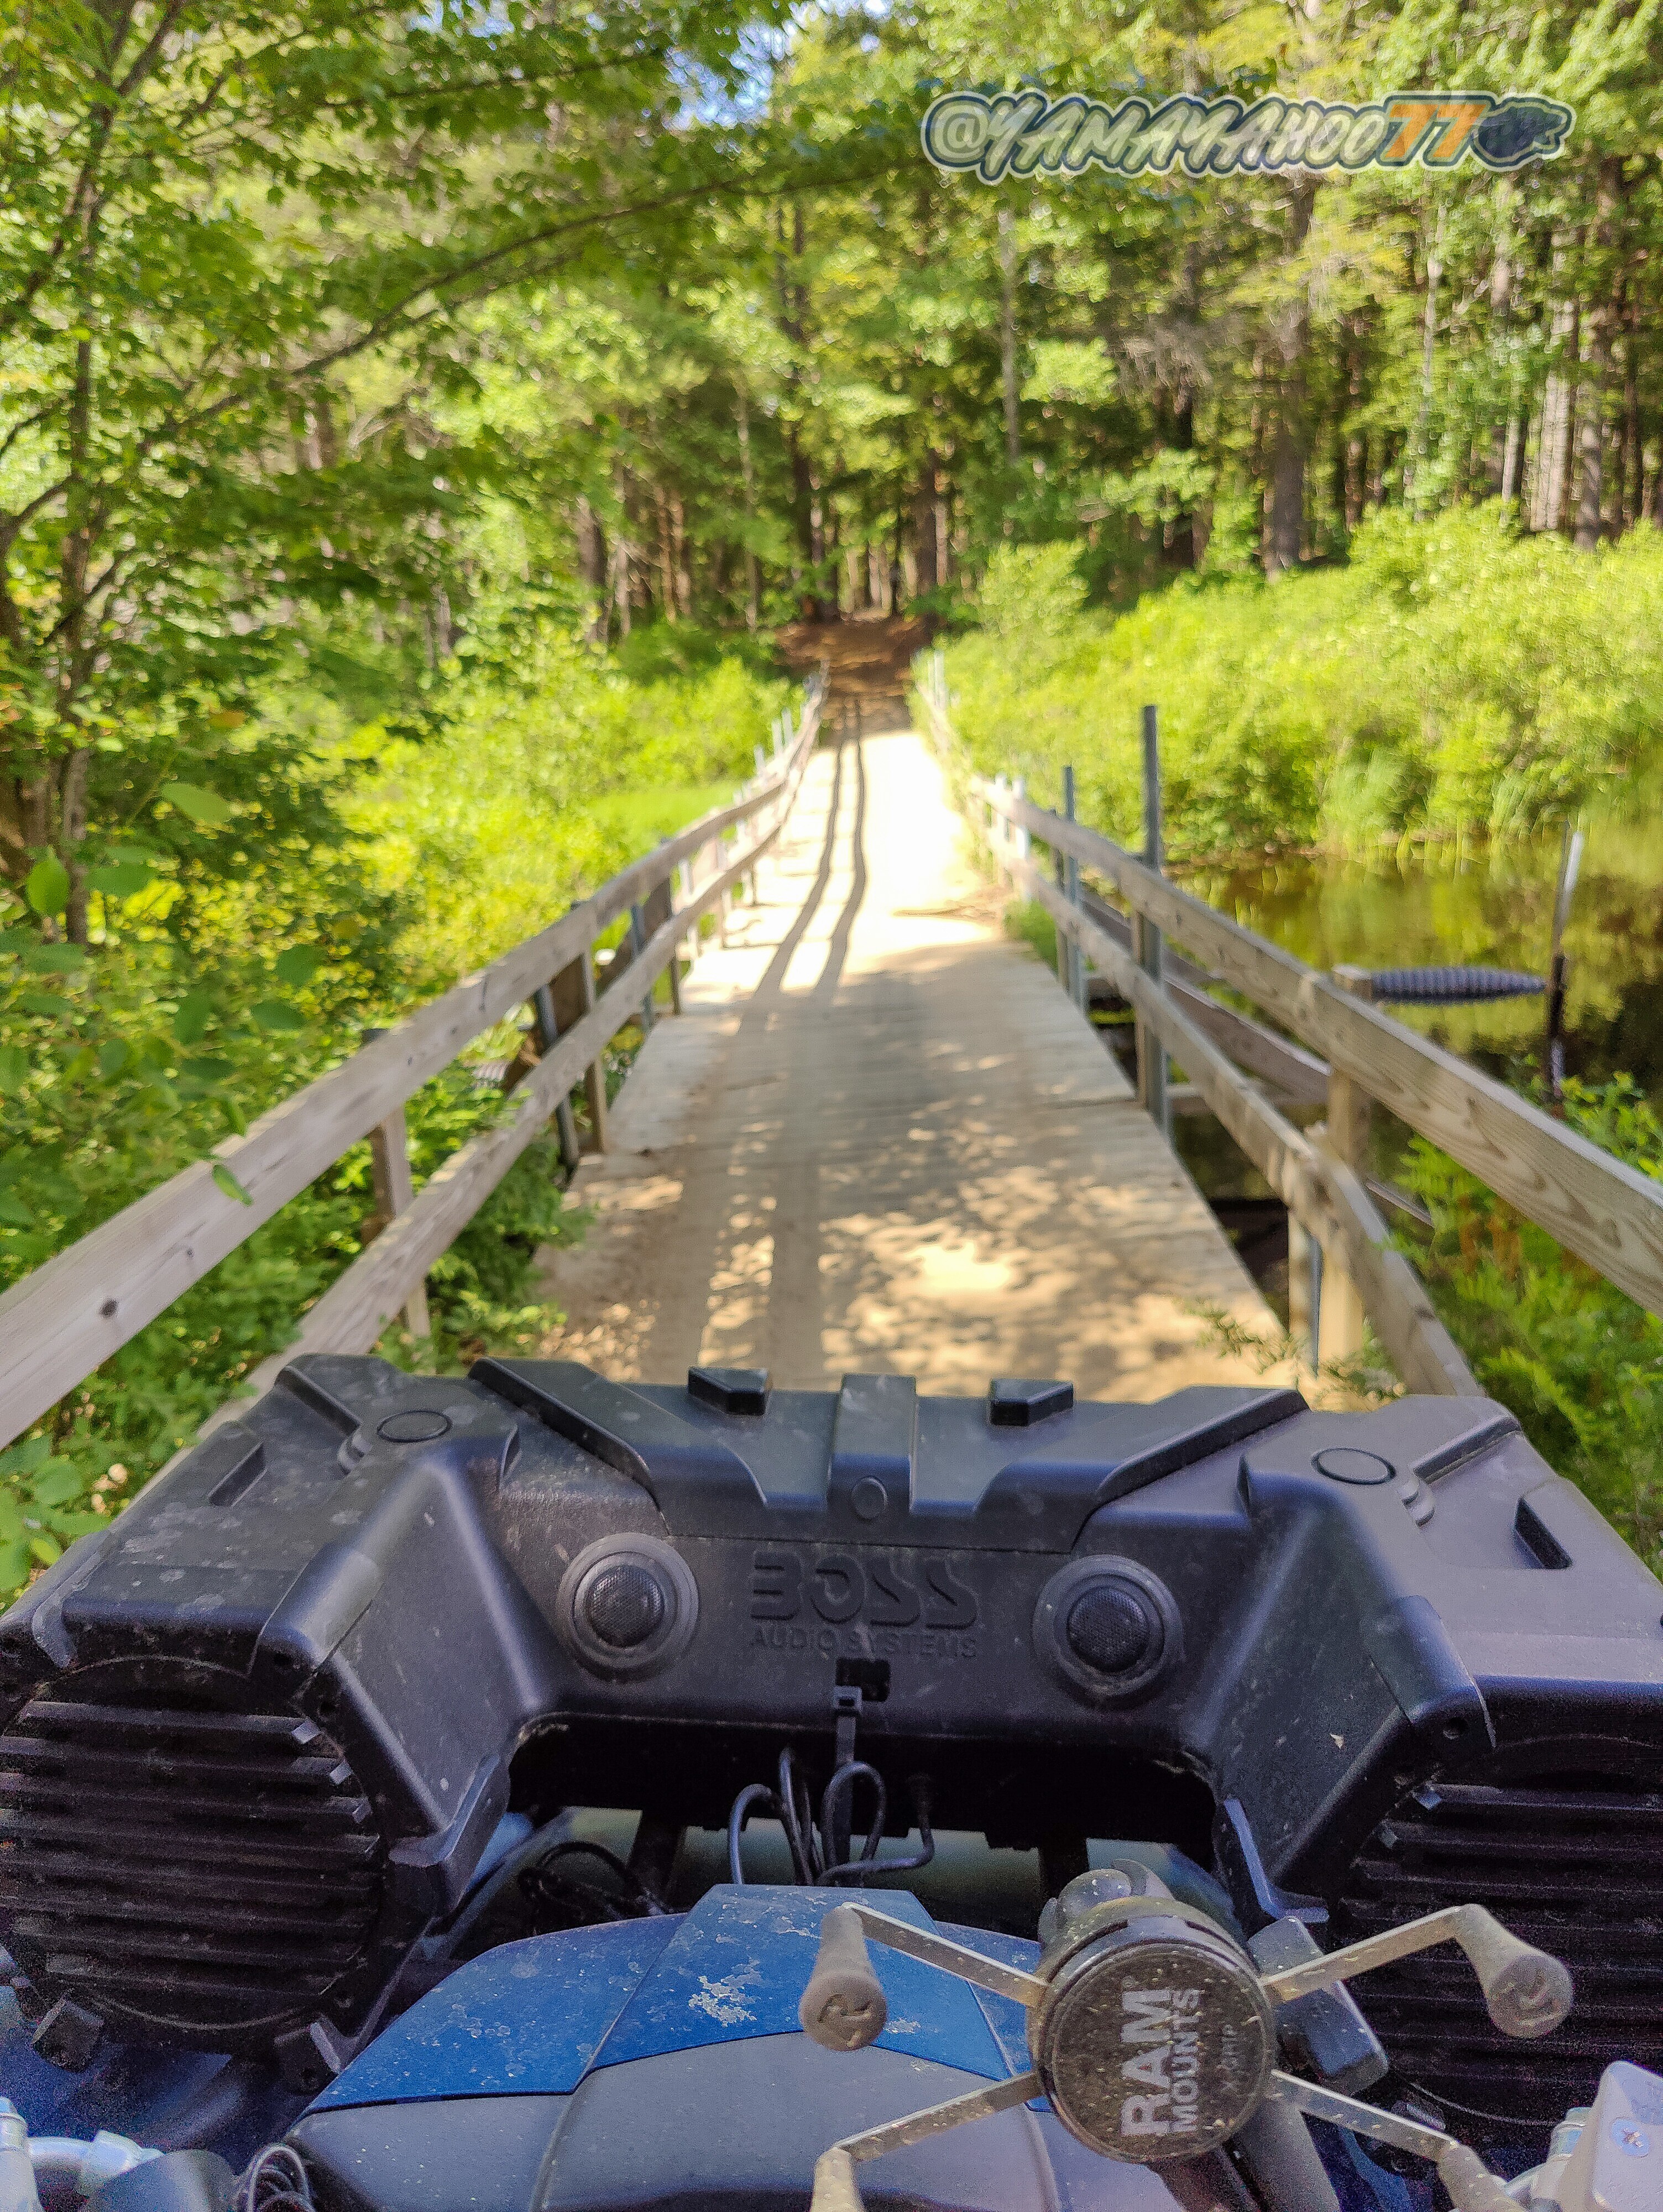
(236, 2145), (315, 2212)
(727, 1757), (935, 1887)
(518, 1838), (667, 1929)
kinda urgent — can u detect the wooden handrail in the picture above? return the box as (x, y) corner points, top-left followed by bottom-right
(1003, 839), (1479, 1396)
(0, 685), (823, 1453)
(976, 775), (1663, 1326)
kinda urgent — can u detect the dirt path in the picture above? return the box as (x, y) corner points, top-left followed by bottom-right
(537, 731), (1284, 1399)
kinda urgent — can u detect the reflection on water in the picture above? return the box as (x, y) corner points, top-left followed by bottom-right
(1183, 807), (1663, 1102)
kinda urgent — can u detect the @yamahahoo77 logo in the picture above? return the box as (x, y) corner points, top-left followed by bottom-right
(921, 89), (1575, 182)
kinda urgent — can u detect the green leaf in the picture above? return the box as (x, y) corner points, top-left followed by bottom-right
(19, 991), (72, 1020)
(87, 862), (154, 897)
(29, 1463), (85, 1509)
(0, 926), (38, 952)
(0, 1046), (30, 1091)
(160, 781), (234, 827)
(0, 1439), (51, 1477)
(22, 944), (88, 973)
(173, 989), (213, 1045)
(0, 1538), (31, 1588)
(217, 1094), (248, 1136)
(180, 1056), (235, 1083)
(97, 1038), (131, 1078)
(28, 1533), (61, 1567)
(212, 1161), (253, 1205)
(0, 1192), (35, 1228)
(274, 945), (323, 987)
(61, 1045), (96, 1084)
(250, 998), (305, 1033)
(25, 855), (70, 915)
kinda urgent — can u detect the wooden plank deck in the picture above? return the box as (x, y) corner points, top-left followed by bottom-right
(537, 730), (1285, 1398)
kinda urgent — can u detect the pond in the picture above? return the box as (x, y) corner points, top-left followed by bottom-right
(1184, 805), (1663, 1104)
(1136, 802), (1663, 1317)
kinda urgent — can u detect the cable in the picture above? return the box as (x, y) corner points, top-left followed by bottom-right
(237, 2145), (314, 2212)
(821, 1773), (937, 1885)
(729, 1761), (939, 1887)
(728, 1782), (781, 1885)
(818, 1762), (887, 1879)
(518, 1839), (667, 1928)
(777, 1748), (822, 1883)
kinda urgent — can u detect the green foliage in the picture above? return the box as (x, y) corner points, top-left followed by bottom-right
(1397, 1077), (1663, 1577)
(940, 513), (1663, 857)
(0, 0), (791, 942)
(355, 628), (789, 982)
(0, 594), (788, 1613)
(0, 1060), (584, 1609)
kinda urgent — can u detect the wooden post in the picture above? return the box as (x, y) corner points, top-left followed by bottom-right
(1061, 767), (1085, 1013)
(1316, 968), (1374, 1365)
(1133, 707), (1169, 1138)
(712, 836), (730, 945)
(548, 956), (608, 1156)
(1288, 1214), (1321, 1366)
(368, 1103), (431, 1338)
(629, 903), (656, 1035)
(1319, 1062), (1371, 1365)
(1053, 834), (1070, 992)
(579, 950), (610, 1151)
(532, 984), (582, 1175)
(676, 857), (695, 984)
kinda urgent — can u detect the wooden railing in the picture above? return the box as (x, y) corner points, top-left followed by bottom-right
(917, 655), (1663, 1398)
(0, 680), (824, 1453)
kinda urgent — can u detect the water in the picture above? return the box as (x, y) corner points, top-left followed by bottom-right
(1183, 809), (1663, 1103)
(1142, 806), (1663, 1316)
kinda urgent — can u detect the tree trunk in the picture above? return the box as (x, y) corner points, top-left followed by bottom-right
(735, 387), (760, 631)
(1621, 299), (1640, 531)
(1410, 204), (1444, 513)
(575, 496), (606, 645)
(910, 455), (941, 597)
(1500, 414), (1525, 506)
(61, 747), (90, 946)
(670, 492), (692, 619)
(998, 206), (1019, 465)
(869, 541), (891, 614)
(1575, 335), (1611, 551)
(1534, 232), (1580, 533)
(1343, 316), (1366, 529)
(1265, 182), (1317, 577)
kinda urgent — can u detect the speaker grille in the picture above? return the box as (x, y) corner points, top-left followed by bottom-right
(0, 1661), (384, 2039)
(1333, 1762), (1663, 2125)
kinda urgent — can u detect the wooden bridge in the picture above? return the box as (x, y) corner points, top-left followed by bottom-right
(538, 724), (1274, 1397)
(7, 666), (1663, 1465)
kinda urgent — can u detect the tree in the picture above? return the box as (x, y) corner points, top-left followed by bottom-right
(0, 0), (781, 942)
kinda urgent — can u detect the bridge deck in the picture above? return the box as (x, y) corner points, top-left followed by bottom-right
(538, 732), (1282, 1398)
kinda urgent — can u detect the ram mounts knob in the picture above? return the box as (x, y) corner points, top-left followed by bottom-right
(1033, 1558), (1180, 1701)
(555, 1535), (699, 1681)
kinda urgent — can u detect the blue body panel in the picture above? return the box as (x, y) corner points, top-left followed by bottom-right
(312, 1887), (1033, 2110)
